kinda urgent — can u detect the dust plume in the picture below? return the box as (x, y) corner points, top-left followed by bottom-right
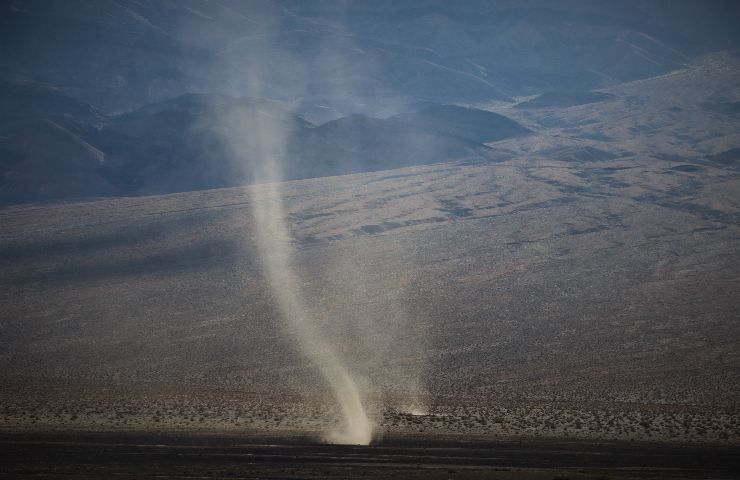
(249, 177), (373, 445)
(209, 3), (430, 444)
(211, 7), (373, 444)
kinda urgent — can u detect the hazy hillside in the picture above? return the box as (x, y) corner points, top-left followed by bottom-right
(0, 90), (523, 203)
(393, 105), (530, 143)
(2, 0), (739, 112)
(515, 91), (615, 109)
(92, 94), (310, 194)
(0, 81), (116, 204)
(0, 80), (107, 127)
(289, 113), (489, 178)
(2, 0), (738, 205)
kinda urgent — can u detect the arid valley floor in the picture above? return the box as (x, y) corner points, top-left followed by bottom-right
(1, 52), (740, 478)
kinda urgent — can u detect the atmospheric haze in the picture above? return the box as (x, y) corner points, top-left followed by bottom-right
(228, 112), (373, 444)
(214, 5), (422, 444)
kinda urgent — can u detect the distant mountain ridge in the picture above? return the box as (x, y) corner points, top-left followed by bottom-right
(2, 0), (738, 113)
(2, 1), (740, 205)
(0, 92), (525, 204)
(393, 105), (530, 143)
(515, 91), (615, 109)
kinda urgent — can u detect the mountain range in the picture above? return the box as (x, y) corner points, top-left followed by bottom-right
(0, 87), (521, 204)
(3, 0), (740, 204)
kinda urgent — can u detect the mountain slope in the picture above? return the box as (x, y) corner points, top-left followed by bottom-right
(0, 92), (521, 204)
(393, 105), (530, 143)
(290, 113), (490, 177)
(3, 1), (739, 113)
(92, 94), (311, 194)
(0, 119), (115, 204)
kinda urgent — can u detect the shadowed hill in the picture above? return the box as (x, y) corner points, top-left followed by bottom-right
(0, 80), (107, 128)
(515, 91), (614, 109)
(0, 81), (115, 203)
(0, 93), (520, 204)
(92, 94), (312, 194)
(393, 105), (530, 144)
(94, 96), (495, 196)
(3, 0), (738, 112)
(290, 113), (490, 177)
